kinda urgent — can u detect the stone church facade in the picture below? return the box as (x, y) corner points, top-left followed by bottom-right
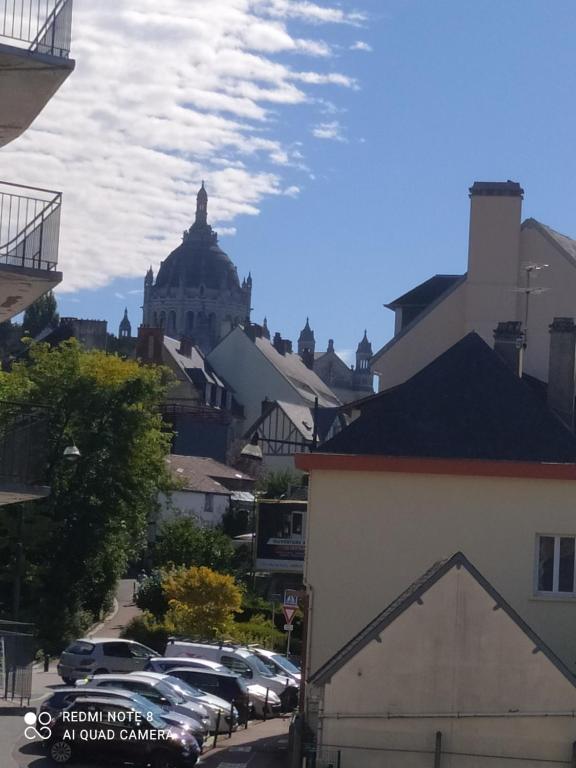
(143, 184), (252, 354)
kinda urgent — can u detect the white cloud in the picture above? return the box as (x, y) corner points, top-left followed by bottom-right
(350, 40), (372, 51)
(1, 0), (362, 292)
(115, 293), (126, 300)
(312, 120), (347, 141)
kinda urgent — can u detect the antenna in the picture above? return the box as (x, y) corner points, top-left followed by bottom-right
(513, 262), (549, 348)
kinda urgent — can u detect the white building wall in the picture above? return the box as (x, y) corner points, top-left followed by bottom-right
(316, 567), (576, 768)
(156, 490), (230, 530)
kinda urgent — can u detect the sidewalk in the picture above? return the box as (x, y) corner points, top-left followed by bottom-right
(90, 578), (141, 638)
(199, 716), (290, 768)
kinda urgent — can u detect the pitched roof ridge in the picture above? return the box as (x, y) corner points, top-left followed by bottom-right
(310, 552), (576, 689)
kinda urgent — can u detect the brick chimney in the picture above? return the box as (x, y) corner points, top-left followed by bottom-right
(136, 326), (164, 364)
(273, 333), (292, 356)
(493, 321), (524, 376)
(548, 317), (576, 430)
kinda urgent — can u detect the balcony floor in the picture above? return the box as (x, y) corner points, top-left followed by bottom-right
(0, 263), (62, 321)
(0, 42), (75, 148)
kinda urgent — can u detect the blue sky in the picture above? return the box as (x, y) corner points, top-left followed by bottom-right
(7, 1), (576, 362)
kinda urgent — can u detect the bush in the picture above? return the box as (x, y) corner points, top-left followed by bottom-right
(153, 519), (235, 572)
(120, 612), (172, 654)
(135, 570), (169, 618)
(226, 613), (283, 648)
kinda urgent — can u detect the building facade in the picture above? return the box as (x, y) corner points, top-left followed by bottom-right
(373, 180), (576, 391)
(142, 184), (252, 354)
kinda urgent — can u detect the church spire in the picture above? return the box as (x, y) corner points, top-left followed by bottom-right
(195, 181), (208, 226)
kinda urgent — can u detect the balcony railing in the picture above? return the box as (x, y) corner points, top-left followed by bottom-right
(0, 0), (72, 58)
(0, 181), (61, 272)
(0, 404), (50, 487)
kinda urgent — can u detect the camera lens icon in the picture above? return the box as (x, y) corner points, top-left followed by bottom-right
(24, 711), (52, 740)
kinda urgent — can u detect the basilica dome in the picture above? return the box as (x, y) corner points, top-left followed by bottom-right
(155, 184), (241, 291)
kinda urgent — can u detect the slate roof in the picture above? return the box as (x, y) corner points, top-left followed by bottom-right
(386, 274), (463, 309)
(163, 336), (227, 389)
(319, 332), (576, 463)
(310, 552), (576, 687)
(253, 336), (341, 408)
(166, 455), (253, 494)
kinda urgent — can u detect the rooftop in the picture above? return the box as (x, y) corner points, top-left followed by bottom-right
(319, 333), (576, 463)
(166, 454), (254, 495)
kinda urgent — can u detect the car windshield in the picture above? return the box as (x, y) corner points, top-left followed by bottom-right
(127, 701), (166, 730)
(250, 654), (274, 676)
(154, 679), (185, 705)
(163, 675), (204, 699)
(269, 654), (300, 675)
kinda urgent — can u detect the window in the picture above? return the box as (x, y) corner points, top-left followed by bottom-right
(536, 535), (576, 595)
(221, 656), (253, 679)
(103, 642), (132, 658)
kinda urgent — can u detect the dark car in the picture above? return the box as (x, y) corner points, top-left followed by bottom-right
(165, 667), (251, 722)
(46, 697), (200, 767)
(39, 686), (206, 748)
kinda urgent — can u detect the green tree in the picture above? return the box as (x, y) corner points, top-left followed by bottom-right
(153, 518), (235, 572)
(257, 469), (303, 499)
(163, 565), (242, 640)
(22, 291), (59, 337)
(0, 339), (173, 650)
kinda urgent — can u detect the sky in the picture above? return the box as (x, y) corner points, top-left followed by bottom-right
(5, 0), (576, 363)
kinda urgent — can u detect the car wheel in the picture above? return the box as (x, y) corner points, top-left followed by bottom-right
(151, 751), (178, 768)
(61, 677), (74, 686)
(49, 739), (73, 763)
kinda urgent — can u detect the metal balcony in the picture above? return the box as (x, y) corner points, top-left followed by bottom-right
(0, 403), (50, 505)
(1, 0), (73, 57)
(0, 0), (75, 147)
(0, 181), (63, 322)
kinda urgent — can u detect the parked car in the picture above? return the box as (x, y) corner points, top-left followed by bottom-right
(134, 671), (238, 733)
(57, 638), (159, 684)
(147, 658), (280, 719)
(253, 648), (301, 684)
(45, 696), (200, 766)
(39, 686), (206, 748)
(78, 674), (211, 735)
(164, 640), (298, 710)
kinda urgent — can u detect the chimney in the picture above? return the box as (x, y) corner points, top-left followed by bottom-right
(493, 321), (524, 376)
(136, 325), (164, 364)
(179, 337), (193, 357)
(548, 318), (576, 430)
(273, 332), (284, 354)
(467, 181), (524, 304)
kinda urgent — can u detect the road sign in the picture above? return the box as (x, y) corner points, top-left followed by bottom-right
(284, 624), (293, 631)
(284, 589), (299, 608)
(283, 605), (297, 625)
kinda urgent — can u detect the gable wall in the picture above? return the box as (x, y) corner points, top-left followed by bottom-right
(373, 282), (466, 391)
(315, 567), (576, 767)
(305, 469), (576, 676)
(208, 329), (301, 427)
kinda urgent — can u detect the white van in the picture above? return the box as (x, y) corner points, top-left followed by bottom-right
(164, 641), (298, 710)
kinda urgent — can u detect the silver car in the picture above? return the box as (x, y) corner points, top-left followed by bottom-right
(80, 673), (211, 734)
(57, 638), (159, 683)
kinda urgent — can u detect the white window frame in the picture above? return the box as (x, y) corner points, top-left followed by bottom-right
(534, 534), (576, 597)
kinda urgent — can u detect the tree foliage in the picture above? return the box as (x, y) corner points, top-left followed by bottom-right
(164, 565), (242, 640)
(153, 518), (235, 572)
(22, 291), (59, 337)
(256, 469), (303, 499)
(0, 340), (173, 650)
(135, 570), (169, 619)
